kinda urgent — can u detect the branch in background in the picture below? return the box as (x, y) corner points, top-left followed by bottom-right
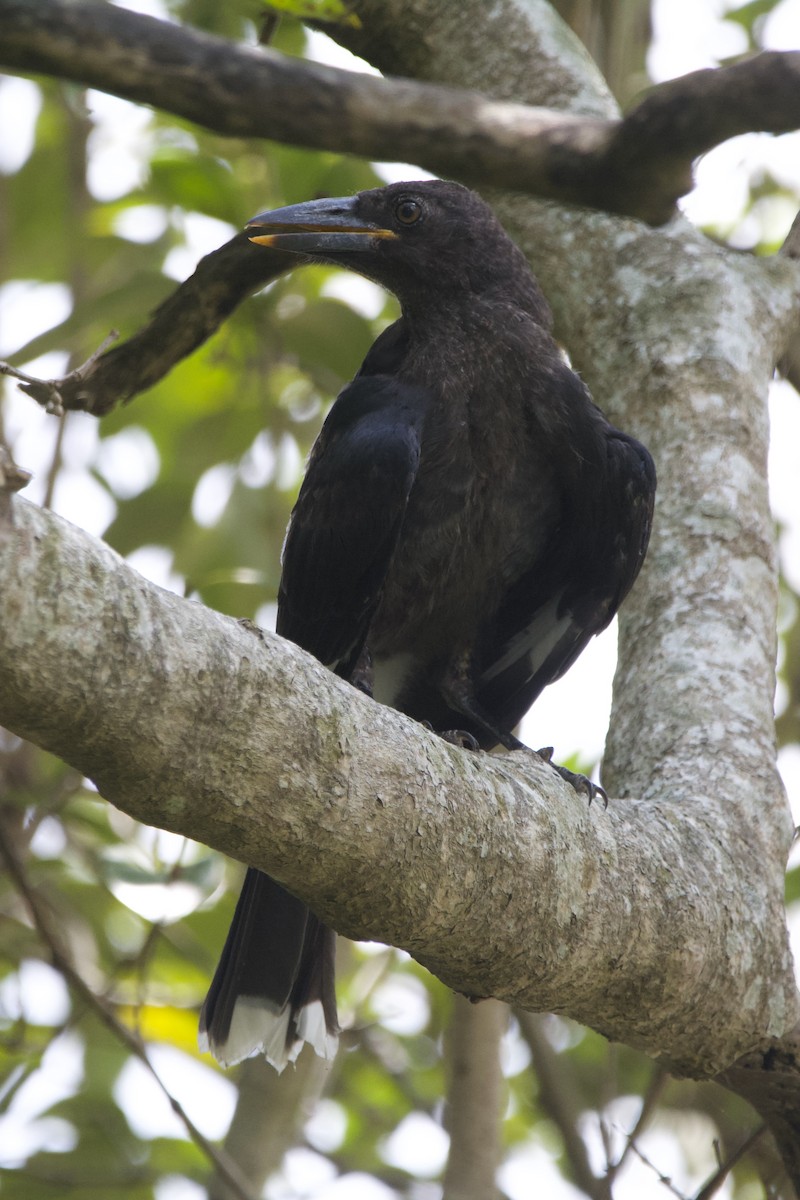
(777, 211), (800, 391)
(516, 1011), (611, 1200)
(717, 1038), (800, 1194)
(208, 1053), (328, 1200)
(3, 0), (800, 228)
(694, 1126), (769, 1200)
(606, 1065), (669, 1185)
(442, 997), (507, 1200)
(3, 234), (287, 417)
(0, 814), (259, 1200)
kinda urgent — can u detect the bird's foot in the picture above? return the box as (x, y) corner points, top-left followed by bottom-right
(535, 746), (608, 808)
(441, 729), (481, 752)
(420, 720), (480, 752)
(350, 646), (373, 696)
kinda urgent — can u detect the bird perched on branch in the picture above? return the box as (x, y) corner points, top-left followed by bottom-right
(199, 180), (656, 1072)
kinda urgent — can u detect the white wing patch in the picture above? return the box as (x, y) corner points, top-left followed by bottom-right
(483, 597), (573, 684)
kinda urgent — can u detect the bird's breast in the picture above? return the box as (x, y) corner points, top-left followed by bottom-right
(367, 377), (559, 664)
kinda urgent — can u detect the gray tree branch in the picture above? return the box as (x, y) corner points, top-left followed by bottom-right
(442, 997), (507, 1200)
(1, 235), (287, 417)
(0, 492), (796, 1089)
(2, 0), (800, 227)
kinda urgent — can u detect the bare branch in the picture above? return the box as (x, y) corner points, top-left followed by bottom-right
(717, 1035), (800, 1194)
(516, 1011), (610, 1200)
(606, 1066), (669, 1184)
(693, 1126), (769, 1200)
(2, 234), (287, 417)
(208, 1053), (328, 1200)
(442, 997), (508, 1200)
(2, 0), (800, 227)
(0, 812), (258, 1200)
(0, 442), (33, 530)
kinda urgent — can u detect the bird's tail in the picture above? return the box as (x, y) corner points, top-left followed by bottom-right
(199, 867), (339, 1072)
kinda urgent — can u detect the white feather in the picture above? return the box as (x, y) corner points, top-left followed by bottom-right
(295, 1000), (339, 1062)
(200, 997), (338, 1072)
(482, 599), (573, 683)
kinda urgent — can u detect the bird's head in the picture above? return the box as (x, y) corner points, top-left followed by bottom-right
(247, 180), (546, 317)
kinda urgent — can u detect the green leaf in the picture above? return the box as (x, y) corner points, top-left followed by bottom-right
(262, 0), (362, 29)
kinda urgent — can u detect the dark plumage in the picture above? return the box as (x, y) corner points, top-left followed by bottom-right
(199, 180), (656, 1070)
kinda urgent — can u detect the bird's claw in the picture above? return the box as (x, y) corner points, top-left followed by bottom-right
(423, 721), (480, 752)
(442, 730), (481, 751)
(535, 748), (608, 808)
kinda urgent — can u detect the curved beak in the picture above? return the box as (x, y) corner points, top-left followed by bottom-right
(247, 195), (397, 254)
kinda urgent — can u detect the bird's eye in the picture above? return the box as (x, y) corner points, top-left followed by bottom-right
(395, 198), (422, 226)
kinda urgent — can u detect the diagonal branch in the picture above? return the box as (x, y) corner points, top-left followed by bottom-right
(3, 234), (287, 417)
(0, 491), (796, 1088)
(0, 811), (258, 1200)
(2, 0), (800, 227)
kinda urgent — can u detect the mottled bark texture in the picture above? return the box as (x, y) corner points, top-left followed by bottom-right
(1, 1), (799, 228)
(0, 494), (796, 1083)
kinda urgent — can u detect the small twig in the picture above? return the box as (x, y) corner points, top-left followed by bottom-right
(0, 443), (33, 530)
(598, 1042), (619, 1172)
(516, 1011), (611, 1200)
(627, 1138), (689, 1199)
(0, 331), (118, 415)
(693, 1125), (769, 1200)
(0, 817), (258, 1200)
(606, 1065), (669, 1183)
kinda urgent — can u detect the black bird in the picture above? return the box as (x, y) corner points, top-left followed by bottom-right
(199, 180), (656, 1071)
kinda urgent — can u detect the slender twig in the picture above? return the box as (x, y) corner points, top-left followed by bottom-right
(693, 1126), (769, 1200)
(0, 818), (258, 1200)
(516, 1011), (611, 1200)
(606, 1065), (669, 1183)
(626, 1139), (689, 1199)
(0, 331), (118, 415)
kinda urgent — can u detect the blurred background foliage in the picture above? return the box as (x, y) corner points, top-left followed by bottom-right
(1, 0), (799, 1197)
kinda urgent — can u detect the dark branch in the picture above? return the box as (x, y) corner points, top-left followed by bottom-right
(778, 211), (800, 391)
(6, 233), (286, 417)
(0, 815), (259, 1200)
(717, 1032), (800, 1196)
(3, 0), (800, 227)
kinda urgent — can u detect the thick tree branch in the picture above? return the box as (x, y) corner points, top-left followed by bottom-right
(717, 1031), (800, 1189)
(2, 0), (800, 227)
(0, 493), (796, 1086)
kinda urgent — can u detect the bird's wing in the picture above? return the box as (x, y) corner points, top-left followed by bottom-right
(277, 373), (430, 674)
(478, 389), (656, 735)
